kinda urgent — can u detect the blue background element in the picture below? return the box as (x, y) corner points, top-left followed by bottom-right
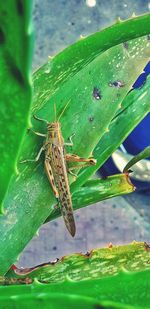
(101, 61), (150, 190)
(125, 61), (150, 156)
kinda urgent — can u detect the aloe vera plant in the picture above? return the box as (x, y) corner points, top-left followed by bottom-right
(0, 1), (150, 307)
(1, 242), (150, 309)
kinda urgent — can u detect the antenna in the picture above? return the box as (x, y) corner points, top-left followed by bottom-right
(58, 99), (71, 121)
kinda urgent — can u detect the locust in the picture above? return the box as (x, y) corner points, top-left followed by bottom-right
(20, 105), (96, 237)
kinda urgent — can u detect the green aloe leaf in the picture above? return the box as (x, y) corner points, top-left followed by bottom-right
(1, 242), (150, 309)
(0, 15), (150, 275)
(45, 173), (134, 223)
(0, 291), (141, 309)
(123, 146), (150, 172)
(5, 241), (150, 282)
(72, 74), (150, 192)
(33, 13), (150, 109)
(0, 1), (33, 207)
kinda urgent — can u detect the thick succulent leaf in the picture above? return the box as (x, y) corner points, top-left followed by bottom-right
(46, 173), (135, 223)
(72, 74), (150, 192)
(0, 16), (150, 275)
(1, 242), (150, 309)
(0, 292), (145, 309)
(0, 1), (33, 206)
(123, 146), (150, 172)
(30, 36), (150, 170)
(5, 242), (150, 282)
(33, 13), (150, 110)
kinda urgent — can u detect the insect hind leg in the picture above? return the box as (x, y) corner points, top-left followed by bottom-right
(66, 154), (96, 165)
(44, 158), (59, 199)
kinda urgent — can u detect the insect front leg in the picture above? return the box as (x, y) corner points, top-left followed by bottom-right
(20, 146), (45, 164)
(28, 128), (46, 137)
(20, 120), (46, 163)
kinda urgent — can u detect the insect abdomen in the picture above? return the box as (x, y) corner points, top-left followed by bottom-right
(53, 146), (76, 237)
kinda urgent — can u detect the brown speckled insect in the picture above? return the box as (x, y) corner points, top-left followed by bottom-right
(20, 103), (96, 237)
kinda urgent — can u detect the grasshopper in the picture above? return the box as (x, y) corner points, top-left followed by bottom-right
(20, 105), (96, 237)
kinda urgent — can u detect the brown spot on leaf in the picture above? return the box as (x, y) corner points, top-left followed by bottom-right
(85, 251), (91, 257)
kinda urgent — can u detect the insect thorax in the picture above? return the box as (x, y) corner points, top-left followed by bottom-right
(47, 122), (64, 145)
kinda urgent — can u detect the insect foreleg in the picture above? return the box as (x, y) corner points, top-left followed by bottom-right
(20, 146), (45, 163)
(28, 128), (46, 137)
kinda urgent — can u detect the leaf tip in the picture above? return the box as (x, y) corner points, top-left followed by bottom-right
(115, 17), (122, 23)
(79, 34), (86, 40)
(131, 12), (136, 18)
(48, 55), (54, 60)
